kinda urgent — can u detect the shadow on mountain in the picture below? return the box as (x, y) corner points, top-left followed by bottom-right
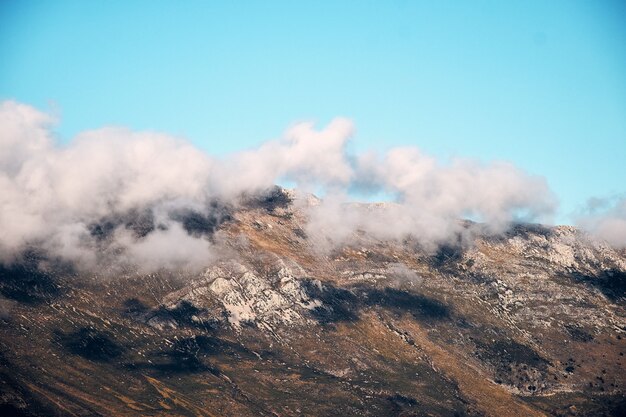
(127, 336), (248, 376)
(147, 350), (220, 375)
(169, 201), (232, 238)
(506, 223), (553, 240)
(302, 280), (451, 324)
(0, 257), (63, 304)
(0, 359), (62, 417)
(147, 300), (220, 331)
(429, 243), (465, 270)
(483, 223), (553, 244)
(0, 404), (40, 417)
(88, 208), (155, 240)
(386, 393), (419, 416)
(88, 219), (118, 241)
(570, 269), (626, 302)
(474, 337), (550, 391)
(244, 186), (292, 214)
(55, 327), (125, 362)
(362, 288), (451, 320)
(301, 280), (360, 324)
(564, 324), (594, 342)
(89, 202), (233, 241)
(198, 335), (255, 358)
(293, 227), (307, 239)
(122, 298), (149, 318)
(477, 338), (548, 369)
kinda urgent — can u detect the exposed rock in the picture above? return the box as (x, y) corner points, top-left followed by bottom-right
(0, 193), (624, 417)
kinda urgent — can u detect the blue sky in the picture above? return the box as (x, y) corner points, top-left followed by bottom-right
(1, 0), (625, 224)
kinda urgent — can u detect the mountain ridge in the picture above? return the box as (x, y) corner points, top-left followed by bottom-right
(1, 187), (624, 417)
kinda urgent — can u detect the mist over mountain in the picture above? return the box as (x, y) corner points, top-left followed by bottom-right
(1, 185), (625, 417)
(0, 100), (569, 271)
(3, 0), (626, 414)
(1, 101), (625, 416)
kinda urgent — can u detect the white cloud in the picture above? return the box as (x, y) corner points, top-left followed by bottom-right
(0, 100), (561, 271)
(577, 196), (626, 248)
(305, 145), (557, 252)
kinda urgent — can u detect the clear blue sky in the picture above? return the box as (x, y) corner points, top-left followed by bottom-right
(1, 0), (625, 224)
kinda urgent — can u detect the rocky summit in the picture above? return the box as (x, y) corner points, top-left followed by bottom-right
(1, 188), (625, 417)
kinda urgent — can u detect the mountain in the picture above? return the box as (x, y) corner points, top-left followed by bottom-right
(1, 188), (625, 417)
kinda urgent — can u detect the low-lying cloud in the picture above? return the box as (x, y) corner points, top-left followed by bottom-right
(0, 100), (563, 272)
(577, 196), (626, 249)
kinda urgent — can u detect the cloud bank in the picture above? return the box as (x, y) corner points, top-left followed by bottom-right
(0, 100), (562, 272)
(577, 196), (626, 249)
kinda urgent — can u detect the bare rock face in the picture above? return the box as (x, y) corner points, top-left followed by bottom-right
(160, 260), (321, 330)
(1, 189), (625, 417)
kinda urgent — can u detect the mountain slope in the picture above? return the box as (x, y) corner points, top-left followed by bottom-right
(1, 189), (625, 417)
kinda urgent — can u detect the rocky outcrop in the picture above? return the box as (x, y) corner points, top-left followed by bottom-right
(0, 192), (624, 417)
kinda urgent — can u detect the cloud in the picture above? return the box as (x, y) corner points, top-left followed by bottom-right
(386, 263), (423, 287)
(0, 102), (224, 271)
(118, 223), (216, 274)
(0, 100), (560, 272)
(218, 117), (354, 195)
(576, 196), (626, 248)
(304, 147), (557, 252)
